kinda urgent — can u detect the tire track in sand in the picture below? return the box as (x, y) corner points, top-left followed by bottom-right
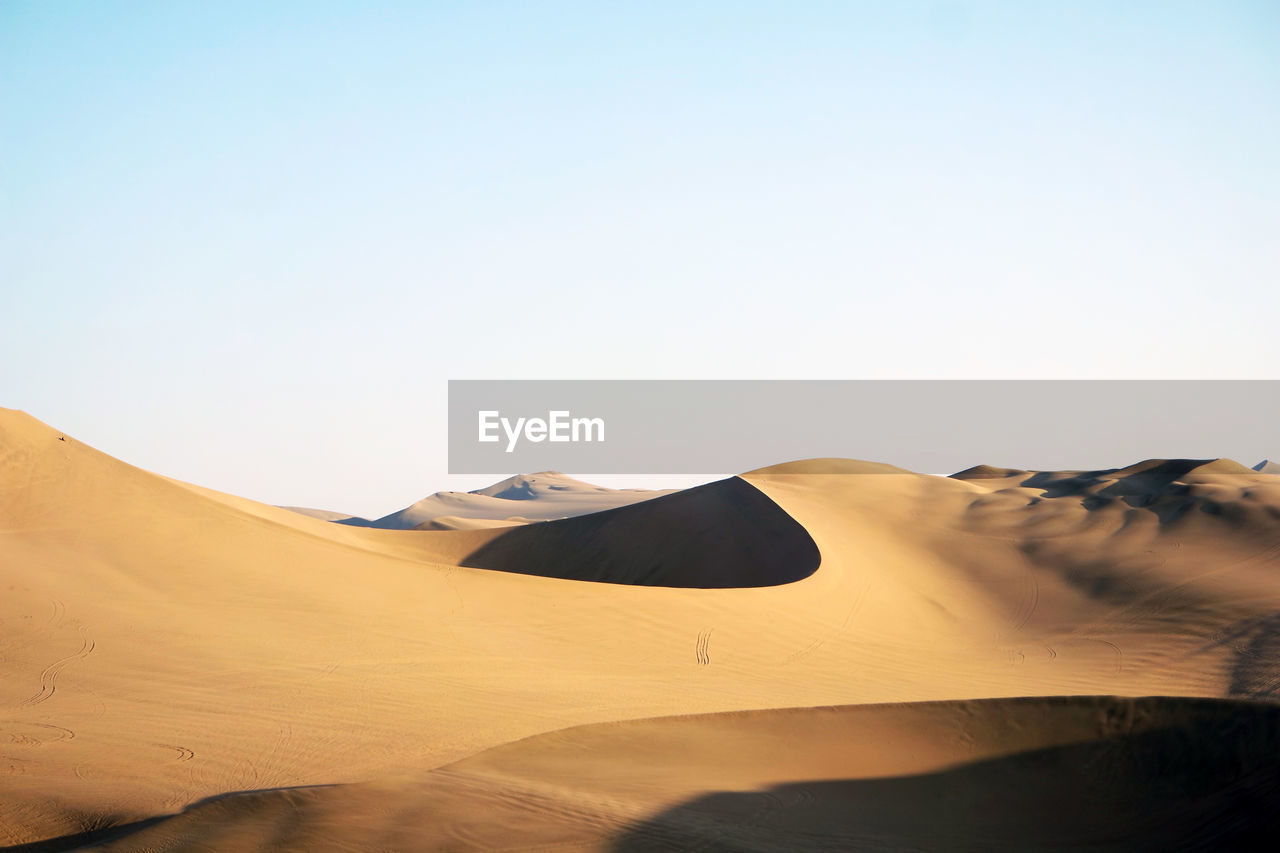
(1, 720), (75, 745)
(47, 598), (65, 627)
(19, 633), (95, 707)
(156, 743), (195, 762)
(695, 629), (713, 667)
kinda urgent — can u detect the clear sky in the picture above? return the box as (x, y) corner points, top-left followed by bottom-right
(3, 1), (1278, 517)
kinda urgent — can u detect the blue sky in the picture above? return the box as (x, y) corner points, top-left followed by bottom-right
(3, 1), (1277, 516)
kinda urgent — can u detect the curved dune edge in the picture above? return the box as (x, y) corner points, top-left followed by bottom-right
(32, 695), (1280, 852)
(457, 476), (822, 588)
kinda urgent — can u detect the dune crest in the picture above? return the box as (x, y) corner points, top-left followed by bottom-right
(458, 477), (821, 587)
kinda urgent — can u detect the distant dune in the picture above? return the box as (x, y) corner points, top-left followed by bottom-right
(414, 514), (529, 531)
(327, 471), (673, 529)
(277, 505), (368, 523)
(1255, 459), (1280, 475)
(4, 407), (1280, 849)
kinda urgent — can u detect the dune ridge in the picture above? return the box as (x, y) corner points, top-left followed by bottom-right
(457, 477), (821, 587)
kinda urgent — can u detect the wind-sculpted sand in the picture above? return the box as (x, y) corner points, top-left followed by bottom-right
(2, 408), (1279, 850)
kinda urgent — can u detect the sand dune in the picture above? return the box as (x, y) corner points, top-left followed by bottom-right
(59, 697), (1280, 852)
(3, 409), (1280, 849)
(347, 471), (673, 529)
(278, 506), (367, 523)
(1256, 459), (1280, 475)
(457, 477), (820, 587)
(413, 515), (529, 531)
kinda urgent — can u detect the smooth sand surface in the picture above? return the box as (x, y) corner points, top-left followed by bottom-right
(3, 408), (1280, 850)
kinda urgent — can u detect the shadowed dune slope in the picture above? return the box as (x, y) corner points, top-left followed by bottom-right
(612, 699), (1280, 853)
(458, 477), (821, 587)
(38, 696), (1280, 852)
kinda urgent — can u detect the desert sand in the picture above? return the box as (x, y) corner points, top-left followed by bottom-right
(3, 407), (1280, 850)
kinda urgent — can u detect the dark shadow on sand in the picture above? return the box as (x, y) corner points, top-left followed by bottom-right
(0, 818), (169, 853)
(459, 477), (821, 588)
(0, 786), (338, 853)
(611, 708), (1280, 852)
